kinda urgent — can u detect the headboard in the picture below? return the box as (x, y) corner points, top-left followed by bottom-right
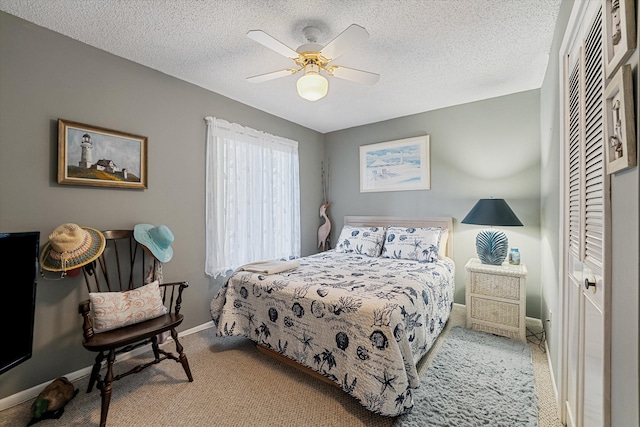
(343, 215), (454, 259)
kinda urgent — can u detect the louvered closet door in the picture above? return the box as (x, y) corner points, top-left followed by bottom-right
(565, 49), (582, 427)
(562, 5), (610, 427)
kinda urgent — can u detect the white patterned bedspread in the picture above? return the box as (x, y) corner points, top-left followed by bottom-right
(210, 250), (455, 416)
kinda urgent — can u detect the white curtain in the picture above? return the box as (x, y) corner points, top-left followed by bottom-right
(205, 117), (301, 278)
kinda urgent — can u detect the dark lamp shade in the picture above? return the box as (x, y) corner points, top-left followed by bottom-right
(461, 199), (523, 227)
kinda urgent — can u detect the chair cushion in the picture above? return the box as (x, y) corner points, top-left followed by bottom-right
(83, 313), (184, 351)
(90, 280), (167, 333)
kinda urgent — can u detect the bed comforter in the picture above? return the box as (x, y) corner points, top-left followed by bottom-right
(210, 250), (455, 416)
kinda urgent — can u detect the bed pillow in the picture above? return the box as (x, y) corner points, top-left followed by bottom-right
(381, 226), (443, 262)
(335, 225), (386, 257)
(90, 280), (167, 333)
(438, 228), (449, 259)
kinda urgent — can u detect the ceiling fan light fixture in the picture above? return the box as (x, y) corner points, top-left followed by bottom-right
(296, 64), (328, 101)
(247, 24), (378, 100)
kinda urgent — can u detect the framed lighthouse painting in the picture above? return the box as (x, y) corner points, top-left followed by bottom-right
(57, 119), (148, 189)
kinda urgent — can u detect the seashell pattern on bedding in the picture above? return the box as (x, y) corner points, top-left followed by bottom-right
(210, 250), (455, 416)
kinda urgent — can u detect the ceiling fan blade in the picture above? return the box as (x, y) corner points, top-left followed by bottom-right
(247, 30), (299, 59)
(246, 69), (297, 83)
(328, 66), (380, 85)
(320, 24), (370, 61)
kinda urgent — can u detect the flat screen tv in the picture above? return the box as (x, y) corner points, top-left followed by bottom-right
(0, 231), (39, 375)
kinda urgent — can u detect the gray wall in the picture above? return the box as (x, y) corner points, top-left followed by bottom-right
(0, 12), (324, 400)
(539, 0), (573, 388)
(324, 92), (542, 313)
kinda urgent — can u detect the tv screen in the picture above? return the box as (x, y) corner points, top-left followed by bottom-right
(0, 231), (39, 375)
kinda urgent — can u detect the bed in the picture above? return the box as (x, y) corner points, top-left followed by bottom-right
(210, 216), (455, 417)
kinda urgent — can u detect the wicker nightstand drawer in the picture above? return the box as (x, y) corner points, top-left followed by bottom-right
(470, 296), (520, 328)
(469, 273), (521, 300)
(465, 258), (527, 341)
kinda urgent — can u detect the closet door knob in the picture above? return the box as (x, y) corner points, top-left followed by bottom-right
(584, 277), (596, 291)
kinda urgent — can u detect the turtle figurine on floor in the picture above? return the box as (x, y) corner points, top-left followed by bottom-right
(26, 377), (78, 426)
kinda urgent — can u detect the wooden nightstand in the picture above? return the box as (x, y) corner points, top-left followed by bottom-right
(465, 258), (528, 341)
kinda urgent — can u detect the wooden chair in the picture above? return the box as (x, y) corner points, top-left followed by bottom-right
(78, 230), (193, 427)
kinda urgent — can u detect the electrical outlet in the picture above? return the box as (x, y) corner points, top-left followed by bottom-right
(546, 310), (552, 328)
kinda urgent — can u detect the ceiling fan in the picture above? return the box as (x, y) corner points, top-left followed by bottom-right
(246, 24), (380, 101)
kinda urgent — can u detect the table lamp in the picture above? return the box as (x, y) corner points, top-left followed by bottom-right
(461, 198), (523, 265)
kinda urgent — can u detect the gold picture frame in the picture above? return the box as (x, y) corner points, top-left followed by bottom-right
(603, 0), (636, 79)
(57, 119), (148, 189)
(603, 65), (636, 175)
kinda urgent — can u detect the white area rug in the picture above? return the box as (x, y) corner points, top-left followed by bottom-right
(395, 326), (538, 427)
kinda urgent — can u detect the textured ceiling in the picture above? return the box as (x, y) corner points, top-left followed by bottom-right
(0, 0), (562, 133)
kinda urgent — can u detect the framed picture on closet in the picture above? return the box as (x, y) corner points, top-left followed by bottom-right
(603, 0), (636, 79)
(604, 65), (636, 175)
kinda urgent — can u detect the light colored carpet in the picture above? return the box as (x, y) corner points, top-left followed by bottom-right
(395, 327), (537, 426)
(0, 305), (562, 427)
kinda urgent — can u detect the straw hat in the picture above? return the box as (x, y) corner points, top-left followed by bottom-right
(133, 224), (174, 263)
(40, 224), (105, 272)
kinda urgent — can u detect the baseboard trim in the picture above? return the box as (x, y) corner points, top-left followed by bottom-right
(184, 320), (214, 335)
(0, 321), (216, 412)
(545, 339), (560, 412)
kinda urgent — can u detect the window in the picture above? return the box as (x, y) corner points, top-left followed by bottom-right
(204, 117), (301, 278)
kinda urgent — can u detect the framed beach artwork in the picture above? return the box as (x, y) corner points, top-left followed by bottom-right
(603, 0), (636, 79)
(57, 119), (148, 189)
(603, 65), (636, 174)
(359, 135), (430, 193)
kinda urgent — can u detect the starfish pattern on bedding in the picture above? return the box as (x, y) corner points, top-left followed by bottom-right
(374, 369), (398, 394)
(297, 332), (314, 352)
